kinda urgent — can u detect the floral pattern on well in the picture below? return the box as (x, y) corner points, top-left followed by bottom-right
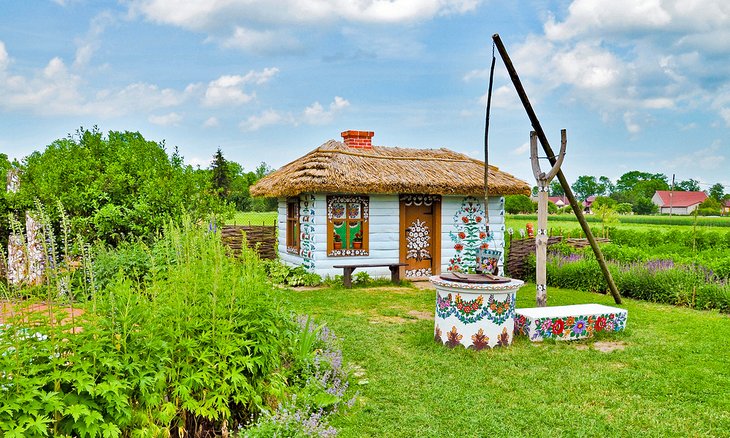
(445, 326), (463, 348)
(528, 312), (627, 341)
(434, 325), (442, 343)
(469, 328), (490, 351)
(406, 218), (431, 261)
(435, 292), (515, 325)
(299, 194), (316, 271)
(448, 197), (495, 273)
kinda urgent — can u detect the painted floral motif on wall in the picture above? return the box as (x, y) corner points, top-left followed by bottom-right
(299, 194), (316, 271)
(522, 312), (627, 341)
(435, 292), (514, 325)
(406, 268), (432, 278)
(469, 328), (489, 350)
(448, 197), (495, 273)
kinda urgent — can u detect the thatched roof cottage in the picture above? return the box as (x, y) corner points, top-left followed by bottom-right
(250, 130), (530, 279)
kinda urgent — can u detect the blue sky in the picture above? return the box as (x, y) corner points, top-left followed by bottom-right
(1, 0), (728, 193)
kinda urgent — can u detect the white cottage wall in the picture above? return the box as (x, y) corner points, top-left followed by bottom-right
(440, 196), (506, 275)
(278, 194), (507, 280)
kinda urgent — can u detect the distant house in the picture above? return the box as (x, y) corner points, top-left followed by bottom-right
(583, 195), (597, 214)
(250, 130), (530, 279)
(548, 195), (569, 208)
(651, 190), (707, 215)
(723, 199), (730, 216)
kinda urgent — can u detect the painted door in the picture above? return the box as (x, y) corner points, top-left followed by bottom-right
(400, 195), (441, 278)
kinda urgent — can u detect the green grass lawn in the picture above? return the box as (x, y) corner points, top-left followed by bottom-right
(276, 283), (730, 437)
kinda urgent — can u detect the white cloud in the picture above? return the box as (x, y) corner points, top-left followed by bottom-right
(148, 112), (183, 126)
(202, 68), (278, 107)
(660, 143), (726, 172)
(623, 112), (641, 134)
(203, 116), (220, 128)
(302, 96), (350, 125)
(240, 109), (286, 131)
(73, 12), (113, 68)
(0, 41), (9, 71)
(129, 0), (484, 53)
(512, 141), (530, 155)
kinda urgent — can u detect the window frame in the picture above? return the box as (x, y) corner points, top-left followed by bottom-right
(286, 197), (300, 254)
(326, 195), (369, 257)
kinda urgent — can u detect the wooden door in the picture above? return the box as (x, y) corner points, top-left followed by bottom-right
(400, 195), (441, 278)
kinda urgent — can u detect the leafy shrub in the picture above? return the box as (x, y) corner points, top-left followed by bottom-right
(0, 217), (353, 435)
(262, 259), (322, 287)
(92, 240), (152, 288)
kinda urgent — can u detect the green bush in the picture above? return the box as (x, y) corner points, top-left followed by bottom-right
(262, 259), (322, 287)
(0, 218), (353, 435)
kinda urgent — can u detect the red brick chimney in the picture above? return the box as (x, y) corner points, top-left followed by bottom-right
(341, 130), (374, 149)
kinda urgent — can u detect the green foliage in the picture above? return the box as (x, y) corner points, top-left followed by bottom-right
(675, 179), (700, 191)
(14, 127), (231, 245)
(571, 175), (602, 201)
(262, 259), (322, 287)
(632, 197), (658, 215)
(210, 148), (231, 199)
(504, 195), (536, 214)
(549, 180), (564, 196)
(708, 182), (725, 201)
(0, 215), (355, 435)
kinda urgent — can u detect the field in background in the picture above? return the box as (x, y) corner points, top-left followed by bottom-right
(229, 211), (277, 226)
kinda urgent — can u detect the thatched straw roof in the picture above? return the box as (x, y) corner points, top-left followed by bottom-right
(250, 140), (530, 198)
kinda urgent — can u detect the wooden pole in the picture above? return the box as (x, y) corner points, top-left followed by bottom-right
(492, 33), (622, 304)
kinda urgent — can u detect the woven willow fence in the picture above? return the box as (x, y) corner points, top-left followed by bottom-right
(506, 236), (610, 279)
(220, 225), (277, 260)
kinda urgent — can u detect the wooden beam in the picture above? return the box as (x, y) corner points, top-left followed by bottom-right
(492, 33), (622, 304)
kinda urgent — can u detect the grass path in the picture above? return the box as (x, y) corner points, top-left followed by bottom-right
(277, 283), (730, 437)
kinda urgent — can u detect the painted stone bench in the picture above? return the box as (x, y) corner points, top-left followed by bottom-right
(514, 304), (627, 342)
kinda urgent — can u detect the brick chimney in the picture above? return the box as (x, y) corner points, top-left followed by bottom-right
(341, 130), (374, 149)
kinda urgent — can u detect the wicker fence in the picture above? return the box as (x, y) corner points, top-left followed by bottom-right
(506, 236), (610, 279)
(220, 225), (277, 260)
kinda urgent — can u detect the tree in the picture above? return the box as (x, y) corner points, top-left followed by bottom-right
(210, 148), (231, 199)
(549, 180), (564, 196)
(591, 196), (616, 210)
(675, 179), (700, 192)
(16, 128), (231, 245)
(633, 197), (658, 215)
(505, 195), (536, 214)
(615, 171), (668, 193)
(571, 175), (601, 201)
(709, 183), (725, 201)
(597, 176), (614, 196)
(594, 204), (618, 238)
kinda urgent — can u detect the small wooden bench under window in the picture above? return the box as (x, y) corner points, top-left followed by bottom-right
(332, 263), (408, 288)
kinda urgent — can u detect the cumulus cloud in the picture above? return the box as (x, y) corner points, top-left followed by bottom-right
(660, 143), (726, 172)
(148, 112), (183, 126)
(202, 68), (278, 107)
(129, 0), (484, 53)
(203, 116), (220, 128)
(496, 0), (730, 134)
(73, 12), (114, 68)
(240, 109), (287, 131)
(302, 96), (350, 125)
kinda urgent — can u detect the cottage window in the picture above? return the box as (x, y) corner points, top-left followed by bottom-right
(286, 198), (300, 254)
(327, 195), (369, 257)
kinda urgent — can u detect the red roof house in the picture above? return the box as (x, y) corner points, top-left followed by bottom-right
(651, 191), (707, 215)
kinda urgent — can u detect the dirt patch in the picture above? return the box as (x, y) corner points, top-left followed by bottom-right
(593, 341), (627, 353)
(411, 280), (435, 290)
(369, 315), (409, 324)
(406, 310), (432, 320)
(1, 300), (85, 329)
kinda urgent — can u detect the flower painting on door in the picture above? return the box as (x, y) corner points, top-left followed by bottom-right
(448, 197), (495, 273)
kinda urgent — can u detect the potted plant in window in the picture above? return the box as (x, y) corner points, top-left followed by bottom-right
(353, 232), (363, 249)
(333, 232), (342, 250)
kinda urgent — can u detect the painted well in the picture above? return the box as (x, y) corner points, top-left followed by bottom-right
(431, 276), (523, 350)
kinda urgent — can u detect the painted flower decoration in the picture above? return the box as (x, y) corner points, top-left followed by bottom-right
(479, 232), (486, 239)
(454, 244), (464, 251)
(595, 316), (607, 332)
(475, 216), (482, 223)
(461, 216), (469, 223)
(573, 319), (587, 335)
(458, 232), (466, 239)
(446, 326), (463, 348)
(434, 325), (442, 343)
(470, 328), (490, 351)
(552, 319), (564, 335)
